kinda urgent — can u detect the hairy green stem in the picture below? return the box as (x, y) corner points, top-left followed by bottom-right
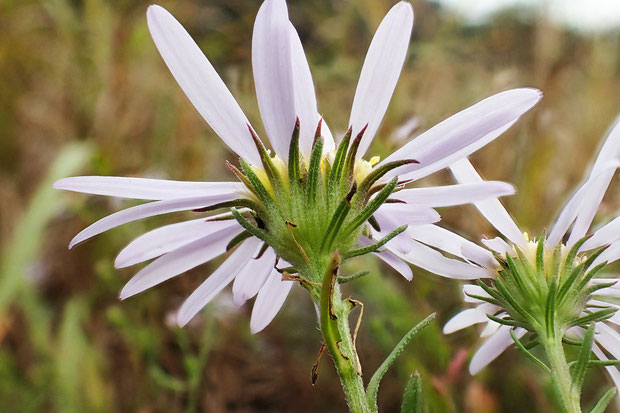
(319, 255), (372, 413)
(543, 336), (581, 413)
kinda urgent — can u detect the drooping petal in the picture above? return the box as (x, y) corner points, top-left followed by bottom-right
(382, 88), (542, 182)
(444, 308), (491, 334)
(392, 181), (515, 208)
(119, 224), (243, 300)
(360, 235), (413, 280)
(548, 163), (620, 247)
(396, 239), (495, 279)
(407, 224), (496, 268)
(581, 216), (620, 251)
(232, 245), (276, 307)
(115, 216), (240, 268)
(250, 268), (294, 333)
(147, 5), (260, 165)
(252, 0), (296, 161)
(54, 176), (244, 201)
(176, 239), (258, 327)
(450, 158), (527, 247)
(469, 326), (525, 375)
(349, 1), (414, 160)
(68, 193), (240, 249)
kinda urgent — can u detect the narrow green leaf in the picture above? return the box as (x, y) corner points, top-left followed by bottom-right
(342, 225), (407, 260)
(320, 185), (356, 252)
(572, 324), (594, 392)
(401, 372), (423, 413)
(510, 329), (550, 373)
(230, 208), (275, 245)
(569, 308), (617, 328)
(342, 124), (367, 185)
(588, 360), (620, 367)
(338, 270), (370, 284)
(247, 124), (284, 191)
(536, 235), (545, 277)
(306, 131), (324, 203)
(329, 126), (352, 187)
(226, 231), (253, 251)
(588, 387), (616, 413)
(193, 198), (263, 213)
(545, 277), (558, 337)
(357, 159), (418, 196)
(240, 159), (275, 207)
(366, 313), (436, 410)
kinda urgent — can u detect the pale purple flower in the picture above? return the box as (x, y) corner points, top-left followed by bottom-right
(54, 0), (540, 332)
(413, 116), (620, 387)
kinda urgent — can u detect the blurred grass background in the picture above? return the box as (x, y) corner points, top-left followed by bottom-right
(1, 0), (619, 411)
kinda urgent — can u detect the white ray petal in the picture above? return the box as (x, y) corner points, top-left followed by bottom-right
(469, 326), (525, 375)
(548, 163), (620, 247)
(146, 5), (260, 165)
(232, 245), (276, 307)
(119, 225), (243, 300)
(450, 158), (527, 247)
(397, 239), (495, 280)
(444, 308), (490, 334)
(407, 224), (496, 268)
(592, 278), (620, 298)
(594, 323), (620, 360)
(253, 0), (295, 161)
(321, 118), (336, 153)
(349, 1), (414, 160)
(382, 89), (542, 182)
(391, 181), (515, 207)
(481, 237), (513, 255)
(69, 193), (239, 249)
(176, 239), (258, 327)
(289, 22), (321, 160)
(54, 176), (244, 201)
(115, 216), (240, 268)
(582, 216), (620, 251)
(480, 319), (501, 337)
(250, 268), (294, 333)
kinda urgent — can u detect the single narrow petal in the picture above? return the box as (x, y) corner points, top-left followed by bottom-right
(548, 163), (620, 247)
(444, 308), (492, 334)
(450, 158), (527, 247)
(395, 239), (495, 279)
(288, 23), (321, 159)
(360, 235), (413, 280)
(115, 216), (240, 268)
(581, 216), (620, 251)
(594, 323), (620, 360)
(54, 176), (244, 201)
(119, 225), (243, 300)
(250, 268), (294, 334)
(407, 224), (496, 268)
(568, 166), (620, 247)
(592, 242), (620, 267)
(481, 237), (513, 255)
(176, 239), (258, 327)
(391, 181), (515, 208)
(69, 193), (239, 249)
(321, 118), (336, 153)
(382, 89), (542, 182)
(469, 326), (525, 375)
(147, 5), (260, 165)
(232, 245), (276, 307)
(349, 1), (414, 159)
(252, 0), (295, 161)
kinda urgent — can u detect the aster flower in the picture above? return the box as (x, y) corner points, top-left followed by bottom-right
(415, 116), (620, 412)
(54, 0), (538, 333)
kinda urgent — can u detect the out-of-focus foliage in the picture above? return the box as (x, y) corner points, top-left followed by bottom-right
(0, 0), (619, 412)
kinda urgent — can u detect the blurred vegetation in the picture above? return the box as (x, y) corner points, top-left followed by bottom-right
(1, 0), (619, 412)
